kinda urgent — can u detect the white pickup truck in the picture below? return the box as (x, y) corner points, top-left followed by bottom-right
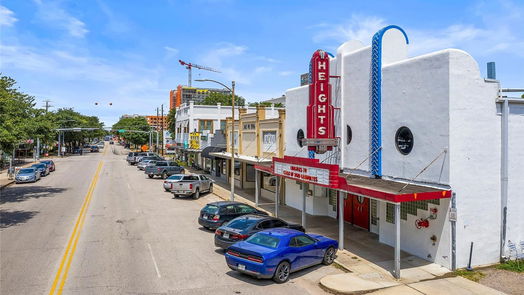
(171, 174), (214, 199)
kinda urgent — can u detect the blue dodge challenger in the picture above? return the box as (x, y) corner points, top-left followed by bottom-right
(225, 228), (338, 283)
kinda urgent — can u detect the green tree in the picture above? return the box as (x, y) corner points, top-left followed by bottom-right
(112, 116), (150, 147)
(201, 92), (245, 106)
(0, 76), (36, 153)
(248, 102), (284, 107)
(166, 107), (176, 135)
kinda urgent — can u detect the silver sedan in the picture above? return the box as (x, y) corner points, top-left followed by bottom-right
(163, 174), (185, 192)
(137, 160), (157, 170)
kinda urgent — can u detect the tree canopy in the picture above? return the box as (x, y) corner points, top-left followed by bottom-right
(0, 75), (105, 155)
(166, 107), (176, 135)
(201, 92), (245, 106)
(112, 116), (150, 146)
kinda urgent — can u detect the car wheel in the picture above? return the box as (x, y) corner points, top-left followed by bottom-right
(273, 261), (290, 283)
(208, 184), (213, 193)
(162, 172), (168, 179)
(173, 194), (179, 198)
(148, 174), (154, 178)
(164, 188), (170, 192)
(322, 247), (336, 265)
(193, 189), (200, 199)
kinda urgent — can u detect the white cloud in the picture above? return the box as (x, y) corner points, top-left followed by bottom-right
(164, 46), (179, 60)
(254, 66), (272, 73)
(312, 15), (387, 44)
(278, 71), (294, 76)
(311, 5), (524, 58)
(33, 0), (89, 38)
(0, 5), (18, 27)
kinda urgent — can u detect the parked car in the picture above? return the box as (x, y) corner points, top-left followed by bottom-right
(214, 215), (305, 249)
(126, 152), (139, 165)
(137, 159), (158, 170)
(145, 161), (185, 179)
(171, 174), (213, 199)
(15, 168), (41, 183)
(90, 145), (100, 152)
(31, 163), (50, 176)
(137, 155), (163, 164)
(198, 201), (268, 230)
(135, 152), (159, 163)
(225, 228), (338, 283)
(40, 160), (55, 172)
(163, 174), (185, 191)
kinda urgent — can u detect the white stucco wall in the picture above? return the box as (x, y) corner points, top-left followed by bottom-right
(448, 49), (502, 268)
(506, 102), (524, 250)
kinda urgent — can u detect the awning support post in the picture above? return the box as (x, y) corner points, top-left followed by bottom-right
(394, 203), (401, 279)
(255, 170), (260, 207)
(274, 176), (280, 217)
(302, 183), (308, 229)
(338, 191), (345, 250)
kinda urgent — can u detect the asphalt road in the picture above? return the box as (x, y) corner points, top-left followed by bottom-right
(1, 144), (341, 295)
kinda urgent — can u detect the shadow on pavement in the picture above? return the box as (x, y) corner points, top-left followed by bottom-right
(225, 264), (324, 286)
(0, 210), (39, 228)
(0, 186), (68, 204)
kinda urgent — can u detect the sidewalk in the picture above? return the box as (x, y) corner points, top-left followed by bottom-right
(195, 172), (503, 294)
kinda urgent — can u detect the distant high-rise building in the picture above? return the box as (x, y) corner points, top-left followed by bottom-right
(170, 85), (231, 109)
(146, 115), (167, 130)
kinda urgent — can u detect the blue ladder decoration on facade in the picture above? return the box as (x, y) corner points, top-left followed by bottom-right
(370, 25), (409, 178)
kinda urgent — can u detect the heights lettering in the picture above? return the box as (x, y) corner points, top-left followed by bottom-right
(306, 50), (335, 153)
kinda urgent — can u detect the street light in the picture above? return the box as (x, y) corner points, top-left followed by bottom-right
(195, 78), (236, 201)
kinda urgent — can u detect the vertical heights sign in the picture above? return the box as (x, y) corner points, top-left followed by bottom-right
(306, 50), (336, 154)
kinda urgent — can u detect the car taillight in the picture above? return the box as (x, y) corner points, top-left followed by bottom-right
(227, 250), (240, 257)
(231, 234), (249, 240)
(212, 215), (220, 221)
(247, 256), (263, 263)
(215, 229), (223, 235)
(157, 168), (161, 171)
(164, 181), (167, 183)
(170, 183), (173, 188)
(189, 184), (193, 190)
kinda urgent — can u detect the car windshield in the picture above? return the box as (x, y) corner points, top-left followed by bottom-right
(226, 218), (259, 230)
(246, 233), (280, 249)
(202, 205), (219, 215)
(167, 175), (183, 180)
(19, 169), (35, 173)
(32, 164), (44, 168)
(156, 162), (167, 166)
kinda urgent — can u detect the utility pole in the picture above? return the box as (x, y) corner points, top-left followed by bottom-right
(156, 107), (159, 153)
(230, 81), (235, 201)
(161, 104), (164, 156)
(43, 100), (53, 113)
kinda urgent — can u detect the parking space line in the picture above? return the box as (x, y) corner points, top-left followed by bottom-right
(147, 243), (162, 278)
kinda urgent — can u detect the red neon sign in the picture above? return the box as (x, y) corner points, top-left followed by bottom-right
(306, 50), (335, 153)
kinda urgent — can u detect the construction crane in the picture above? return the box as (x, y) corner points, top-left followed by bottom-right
(178, 60), (221, 87)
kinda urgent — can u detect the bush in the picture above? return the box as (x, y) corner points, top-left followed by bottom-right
(497, 260), (524, 272)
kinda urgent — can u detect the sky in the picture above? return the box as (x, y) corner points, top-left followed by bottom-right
(1, 0), (523, 127)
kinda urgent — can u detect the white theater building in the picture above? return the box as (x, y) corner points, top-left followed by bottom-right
(259, 26), (523, 277)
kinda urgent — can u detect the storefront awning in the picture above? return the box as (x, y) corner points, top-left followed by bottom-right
(201, 146), (225, 159)
(209, 152), (272, 164)
(339, 173), (451, 203)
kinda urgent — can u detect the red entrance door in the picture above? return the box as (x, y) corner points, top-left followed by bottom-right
(352, 195), (369, 230)
(343, 195), (352, 223)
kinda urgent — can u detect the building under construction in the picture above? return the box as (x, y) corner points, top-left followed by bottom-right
(170, 85), (231, 109)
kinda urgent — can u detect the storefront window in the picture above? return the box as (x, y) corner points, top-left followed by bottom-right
(199, 120), (213, 133)
(246, 164), (255, 182)
(234, 160), (241, 179)
(261, 172), (276, 193)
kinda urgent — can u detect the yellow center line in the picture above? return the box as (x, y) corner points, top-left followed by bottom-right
(48, 160), (104, 295)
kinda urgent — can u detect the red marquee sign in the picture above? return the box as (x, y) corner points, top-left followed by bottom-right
(306, 50), (335, 153)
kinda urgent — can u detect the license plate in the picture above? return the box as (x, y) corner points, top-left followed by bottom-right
(238, 264), (246, 271)
(174, 190), (184, 194)
(223, 233), (229, 239)
(203, 215), (208, 219)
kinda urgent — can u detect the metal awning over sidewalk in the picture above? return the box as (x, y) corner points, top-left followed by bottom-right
(340, 173), (452, 203)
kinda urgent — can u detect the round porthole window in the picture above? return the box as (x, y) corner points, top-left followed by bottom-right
(346, 125), (352, 145)
(395, 126), (414, 155)
(297, 129), (305, 147)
